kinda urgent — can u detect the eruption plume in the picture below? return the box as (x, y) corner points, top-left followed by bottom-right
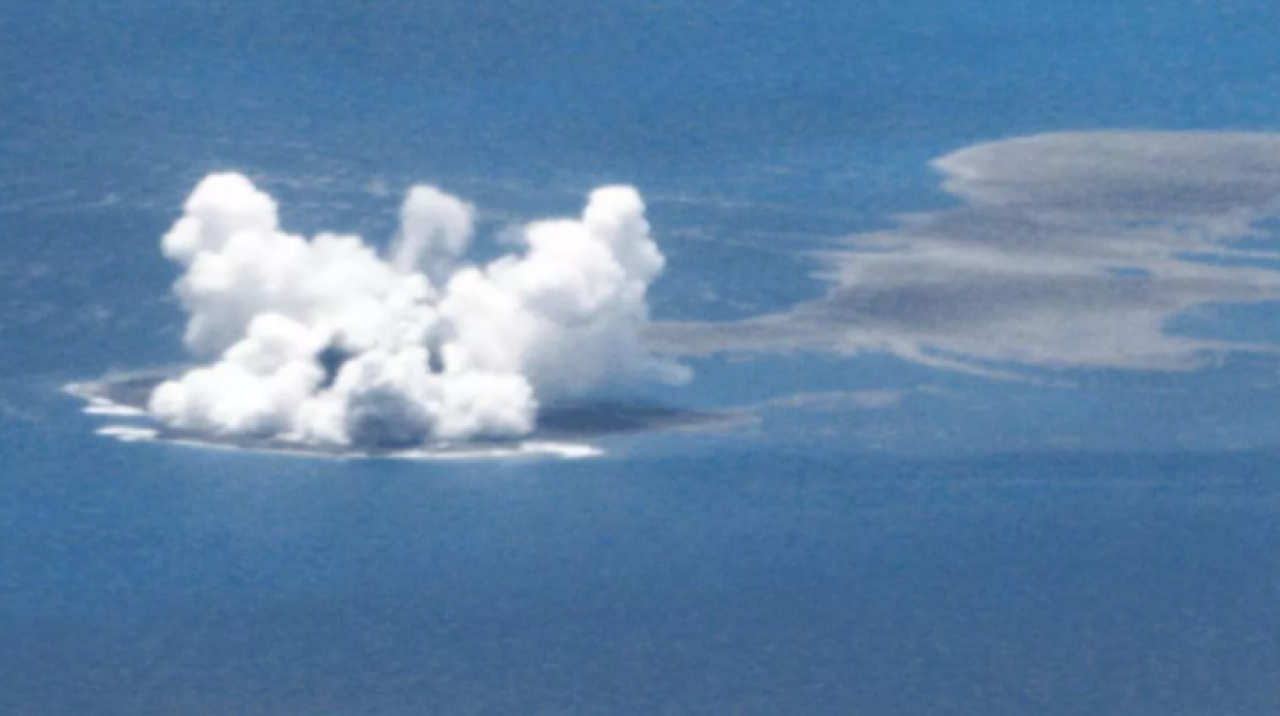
(148, 174), (687, 449)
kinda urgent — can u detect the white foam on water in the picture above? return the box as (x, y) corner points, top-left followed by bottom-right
(96, 426), (160, 443)
(84, 399), (149, 418)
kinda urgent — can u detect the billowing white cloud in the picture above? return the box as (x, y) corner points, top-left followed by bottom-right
(149, 174), (687, 449)
(393, 185), (474, 281)
(653, 131), (1280, 374)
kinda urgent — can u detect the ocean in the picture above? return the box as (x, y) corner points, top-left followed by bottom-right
(4, 0), (1280, 713)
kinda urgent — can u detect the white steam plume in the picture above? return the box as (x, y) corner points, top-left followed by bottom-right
(149, 174), (688, 449)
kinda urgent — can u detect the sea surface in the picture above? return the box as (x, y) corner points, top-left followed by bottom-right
(4, 1), (1280, 714)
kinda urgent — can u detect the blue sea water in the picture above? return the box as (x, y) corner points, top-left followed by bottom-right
(5, 1), (1280, 713)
